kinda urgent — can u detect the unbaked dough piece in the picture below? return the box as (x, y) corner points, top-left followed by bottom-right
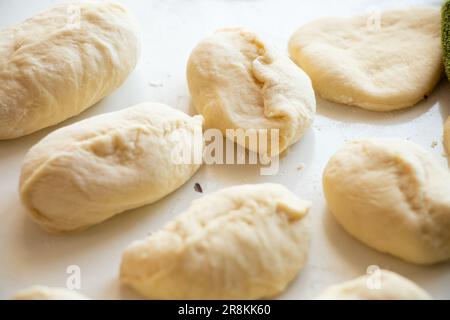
(14, 286), (89, 300)
(323, 139), (450, 264)
(288, 8), (442, 111)
(19, 103), (204, 233)
(317, 270), (431, 300)
(120, 183), (310, 300)
(443, 116), (450, 155)
(0, 1), (141, 139)
(187, 28), (315, 156)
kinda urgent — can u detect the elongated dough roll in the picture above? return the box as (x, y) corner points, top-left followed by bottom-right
(121, 183), (310, 300)
(19, 103), (204, 233)
(0, 1), (141, 139)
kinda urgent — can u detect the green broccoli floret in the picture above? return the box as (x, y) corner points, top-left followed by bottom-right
(442, 0), (450, 80)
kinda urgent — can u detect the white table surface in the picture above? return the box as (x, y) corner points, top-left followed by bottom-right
(0, 0), (449, 300)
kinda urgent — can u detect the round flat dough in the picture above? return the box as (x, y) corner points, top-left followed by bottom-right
(323, 139), (450, 264)
(13, 286), (89, 300)
(288, 8), (442, 111)
(187, 28), (315, 156)
(317, 270), (431, 300)
(19, 103), (203, 233)
(120, 183), (311, 299)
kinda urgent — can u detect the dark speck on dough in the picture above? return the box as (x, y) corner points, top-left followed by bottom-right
(194, 183), (203, 193)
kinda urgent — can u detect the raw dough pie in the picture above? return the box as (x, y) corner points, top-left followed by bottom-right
(19, 103), (203, 233)
(323, 139), (450, 264)
(317, 270), (431, 300)
(187, 28), (316, 156)
(0, 1), (141, 139)
(120, 183), (310, 299)
(288, 8), (442, 111)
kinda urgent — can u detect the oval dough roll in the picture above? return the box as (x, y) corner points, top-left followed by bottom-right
(120, 183), (310, 300)
(187, 28), (315, 156)
(317, 270), (431, 300)
(0, 1), (141, 139)
(323, 139), (450, 264)
(19, 103), (204, 233)
(289, 8), (442, 111)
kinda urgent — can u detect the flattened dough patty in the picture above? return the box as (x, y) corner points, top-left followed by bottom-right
(289, 8), (442, 111)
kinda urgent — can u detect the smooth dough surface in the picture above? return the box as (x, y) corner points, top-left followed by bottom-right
(187, 28), (315, 156)
(120, 183), (310, 299)
(323, 139), (450, 264)
(0, 1), (141, 139)
(288, 8), (442, 111)
(13, 286), (89, 300)
(19, 103), (204, 233)
(317, 270), (431, 300)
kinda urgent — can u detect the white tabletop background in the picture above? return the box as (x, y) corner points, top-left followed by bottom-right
(0, 0), (449, 299)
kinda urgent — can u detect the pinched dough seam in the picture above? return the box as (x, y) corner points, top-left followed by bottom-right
(133, 199), (307, 276)
(182, 198), (306, 243)
(242, 33), (296, 124)
(5, 3), (130, 63)
(360, 144), (439, 254)
(251, 55), (314, 150)
(392, 155), (444, 253)
(359, 144), (427, 215)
